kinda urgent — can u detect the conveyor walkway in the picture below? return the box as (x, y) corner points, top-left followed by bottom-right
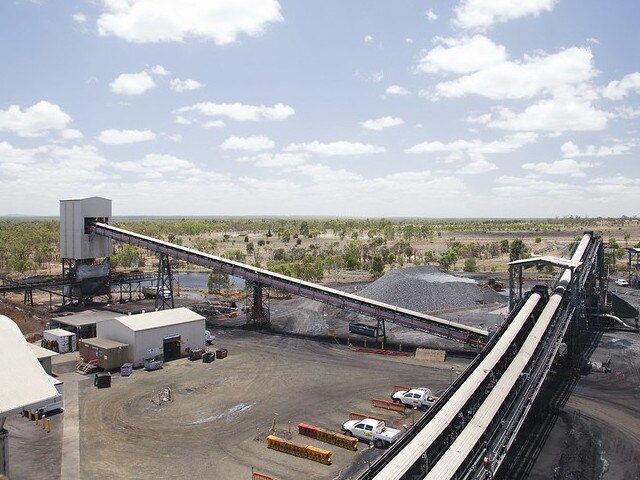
(91, 223), (488, 346)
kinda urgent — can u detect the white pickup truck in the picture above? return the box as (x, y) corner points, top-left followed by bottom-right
(341, 418), (401, 448)
(391, 387), (437, 411)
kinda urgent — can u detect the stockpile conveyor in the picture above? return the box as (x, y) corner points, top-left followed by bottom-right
(91, 223), (488, 347)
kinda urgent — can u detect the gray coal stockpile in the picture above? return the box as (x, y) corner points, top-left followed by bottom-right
(359, 266), (505, 313)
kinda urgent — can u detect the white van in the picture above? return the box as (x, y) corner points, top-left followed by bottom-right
(29, 375), (64, 415)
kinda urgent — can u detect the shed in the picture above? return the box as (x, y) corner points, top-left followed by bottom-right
(29, 343), (59, 375)
(42, 328), (77, 353)
(79, 337), (129, 370)
(59, 196), (111, 260)
(1, 315), (60, 475)
(49, 309), (117, 340)
(96, 308), (205, 367)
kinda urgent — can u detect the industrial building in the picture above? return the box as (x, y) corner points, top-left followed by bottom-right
(96, 307), (206, 367)
(28, 343), (59, 375)
(48, 309), (118, 340)
(78, 337), (129, 371)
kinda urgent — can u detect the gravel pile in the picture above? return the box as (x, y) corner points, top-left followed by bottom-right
(359, 265), (505, 313)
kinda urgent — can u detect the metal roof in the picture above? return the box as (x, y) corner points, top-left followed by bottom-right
(113, 307), (204, 332)
(44, 328), (76, 337)
(508, 256), (582, 269)
(0, 315), (60, 417)
(52, 309), (117, 327)
(29, 343), (59, 360)
(80, 337), (128, 350)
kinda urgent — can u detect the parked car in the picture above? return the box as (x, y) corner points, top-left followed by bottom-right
(341, 418), (401, 448)
(391, 387), (437, 411)
(615, 278), (630, 287)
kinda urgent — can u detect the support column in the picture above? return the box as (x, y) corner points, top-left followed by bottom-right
(0, 422), (8, 477)
(508, 265), (515, 312)
(155, 253), (174, 310)
(249, 283), (270, 326)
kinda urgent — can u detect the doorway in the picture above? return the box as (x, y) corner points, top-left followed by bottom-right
(163, 336), (181, 361)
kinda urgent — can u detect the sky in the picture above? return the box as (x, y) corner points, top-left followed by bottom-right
(1, 0), (639, 218)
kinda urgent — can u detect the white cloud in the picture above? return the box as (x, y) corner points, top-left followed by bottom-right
(586, 37), (600, 45)
(418, 35), (507, 75)
(484, 98), (610, 133)
(149, 65), (170, 76)
(203, 120), (226, 128)
(177, 102), (294, 121)
(405, 38), (414, 44)
(97, 0), (283, 45)
(522, 159), (596, 177)
(492, 175), (581, 200)
(220, 135), (274, 151)
(97, 129), (156, 145)
(170, 78), (205, 92)
(371, 71), (384, 83)
(110, 71), (156, 95)
(61, 129), (83, 140)
(454, 0), (557, 30)
(285, 141), (385, 156)
(602, 72), (640, 100)
(561, 141), (633, 158)
(459, 159), (497, 174)
(0, 101), (71, 137)
(237, 152), (305, 168)
(405, 132), (538, 161)
(433, 47), (596, 100)
(425, 9), (438, 22)
(112, 153), (196, 176)
(361, 116), (404, 131)
(385, 85), (411, 96)
(616, 106), (640, 119)
(174, 115), (192, 125)
(167, 134), (182, 143)
(364, 35), (374, 45)
(73, 12), (87, 24)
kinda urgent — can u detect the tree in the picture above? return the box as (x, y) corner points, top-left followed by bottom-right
(509, 239), (529, 262)
(299, 221), (310, 238)
(344, 240), (361, 270)
(208, 271), (230, 293)
(463, 258), (478, 272)
(438, 249), (458, 271)
(499, 239), (509, 254)
(281, 230), (291, 243)
(370, 254), (385, 279)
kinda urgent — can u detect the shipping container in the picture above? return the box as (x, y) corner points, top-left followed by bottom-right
(79, 337), (129, 370)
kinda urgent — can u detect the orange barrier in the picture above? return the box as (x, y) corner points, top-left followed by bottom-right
(393, 384), (412, 392)
(372, 398), (406, 413)
(298, 423), (358, 451)
(252, 473), (279, 480)
(354, 348), (411, 357)
(297, 422), (319, 438)
(266, 435), (332, 465)
(349, 412), (386, 422)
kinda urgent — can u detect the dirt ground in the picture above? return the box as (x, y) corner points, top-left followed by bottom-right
(77, 330), (463, 480)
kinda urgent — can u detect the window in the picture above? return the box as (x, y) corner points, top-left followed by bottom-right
(84, 217), (109, 234)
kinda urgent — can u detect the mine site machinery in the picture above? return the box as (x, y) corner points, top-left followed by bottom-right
(89, 222), (489, 347)
(356, 232), (623, 480)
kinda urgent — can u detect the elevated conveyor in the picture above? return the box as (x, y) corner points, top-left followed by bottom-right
(359, 233), (605, 480)
(91, 223), (488, 347)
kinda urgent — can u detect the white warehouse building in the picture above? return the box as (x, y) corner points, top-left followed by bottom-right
(96, 308), (206, 367)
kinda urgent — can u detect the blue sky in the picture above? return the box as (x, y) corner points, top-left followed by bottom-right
(1, 0), (639, 217)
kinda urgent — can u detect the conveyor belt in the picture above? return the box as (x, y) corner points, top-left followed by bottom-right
(91, 223), (488, 346)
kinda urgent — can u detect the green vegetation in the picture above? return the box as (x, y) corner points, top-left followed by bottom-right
(0, 216), (634, 281)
